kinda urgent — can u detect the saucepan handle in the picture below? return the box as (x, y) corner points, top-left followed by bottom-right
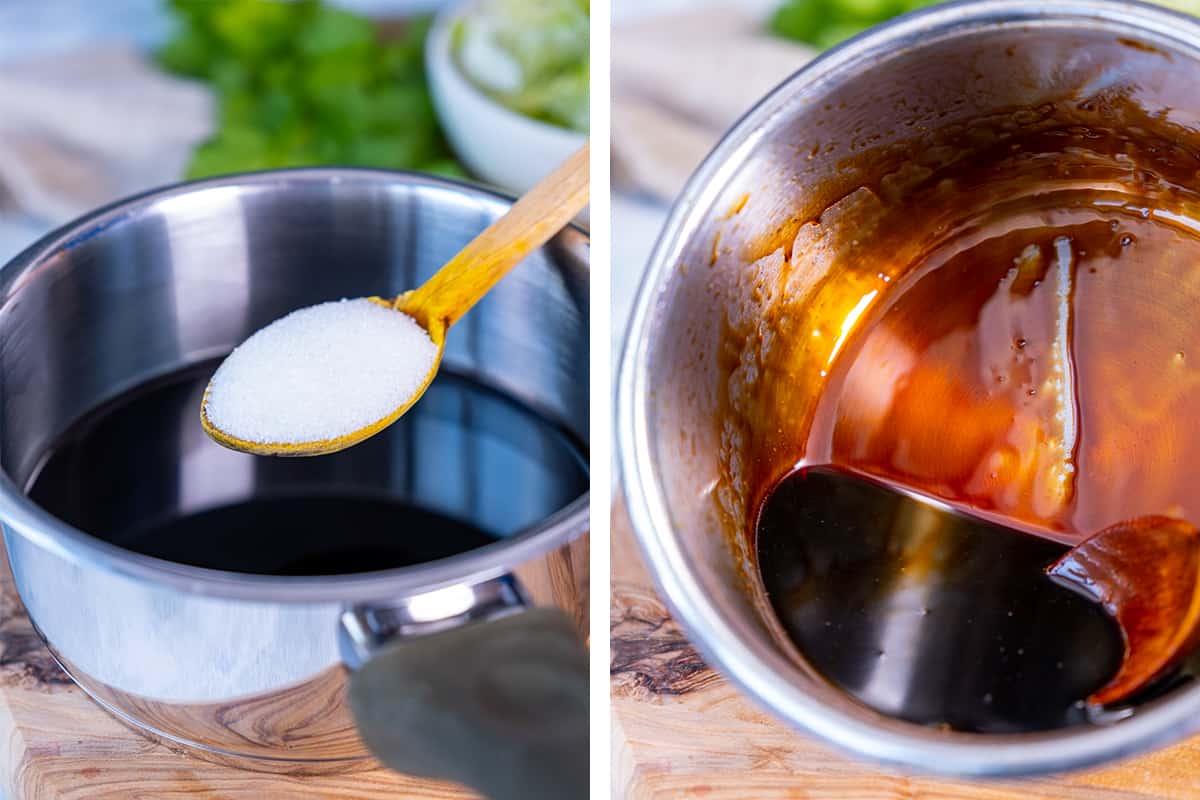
(338, 575), (588, 800)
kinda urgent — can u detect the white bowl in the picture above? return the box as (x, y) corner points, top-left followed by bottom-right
(426, 0), (587, 195)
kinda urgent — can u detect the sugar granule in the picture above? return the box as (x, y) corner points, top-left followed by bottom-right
(205, 298), (438, 444)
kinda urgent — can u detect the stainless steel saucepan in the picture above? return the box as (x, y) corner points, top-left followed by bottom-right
(619, 0), (1200, 777)
(0, 170), (589, 798)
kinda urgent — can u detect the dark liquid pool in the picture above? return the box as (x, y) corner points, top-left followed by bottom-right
(750, 120), (1200, 732)
(27, 361), (587, 576)
(756, 466), (1126, 733)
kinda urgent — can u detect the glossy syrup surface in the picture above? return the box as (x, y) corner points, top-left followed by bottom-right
(806, 205), (1200, 541)
(754, 120), (1200, 730)
(27, 360), (587, 576)
(757, 466), (1123, 732)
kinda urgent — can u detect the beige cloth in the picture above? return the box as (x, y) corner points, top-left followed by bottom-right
(0, 45), (213, 223)
(612, 6), (815, 201)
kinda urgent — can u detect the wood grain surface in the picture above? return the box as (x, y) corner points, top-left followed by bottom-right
(0, 542), (480, 799)
(0, 529), (588, 800)
(611, 500), (1200, 799)
(0, 525), (586, 800)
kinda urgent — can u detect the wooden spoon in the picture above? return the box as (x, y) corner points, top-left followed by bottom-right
(1047, 515), (1200, 706)
(787, 469), (1200, 707)
(201, 142), (589, 456)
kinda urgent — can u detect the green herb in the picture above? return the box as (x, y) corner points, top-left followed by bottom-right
(770, 0), (1200, 49)
(770, 0), (934, 49)
(158, 0), (463, 179)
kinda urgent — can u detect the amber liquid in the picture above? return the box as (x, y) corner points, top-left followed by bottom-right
(755, 120), (1200, 730)
(806, 186), (1200, 542)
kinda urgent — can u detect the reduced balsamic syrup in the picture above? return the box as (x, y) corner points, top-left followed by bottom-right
(749, 114), (1200, 731)
(756, 466), (1123, 732)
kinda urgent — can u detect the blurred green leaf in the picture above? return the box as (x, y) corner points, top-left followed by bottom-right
(209, 0), (300, 61)
(156, 26), (215, 76)
(424, 159), (469, 179)
(297, 6), (375, 58)
(770, 0), (827, 43)
(814, 20), (870, 49)
(771, 0), (1194, 48)
(367, 85), (433, 130)
(159, 0), (461, 179)
(209, 58), (250, 94)
(186, 125), (272, 178)
(379, 35), (424, 78)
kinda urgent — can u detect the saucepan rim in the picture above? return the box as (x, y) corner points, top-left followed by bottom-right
(618, 0), (1200, 776)
(0, 168), (590, 604)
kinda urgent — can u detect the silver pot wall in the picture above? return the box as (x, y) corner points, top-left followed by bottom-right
(0, 170), (589, 768)
(619, 0), (1200, 777)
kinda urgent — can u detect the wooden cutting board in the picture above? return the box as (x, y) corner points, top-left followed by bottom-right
(611, 500), (1200, 799)
(0, 517), (586, 800)
(0, 541), (480, 800)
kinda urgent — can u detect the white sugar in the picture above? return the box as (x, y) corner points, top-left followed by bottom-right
(205, 298), (438, 444)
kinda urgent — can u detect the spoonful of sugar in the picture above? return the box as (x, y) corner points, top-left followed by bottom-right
(201, 143), (589, 456)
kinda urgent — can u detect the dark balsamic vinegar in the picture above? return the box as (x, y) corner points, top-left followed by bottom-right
(755, 466), (1123, 732)
(26, 360), (587, 576)
(94, 498), (499, 575)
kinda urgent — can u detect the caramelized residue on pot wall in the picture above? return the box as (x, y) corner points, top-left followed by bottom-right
(714, 92), (1200, 561)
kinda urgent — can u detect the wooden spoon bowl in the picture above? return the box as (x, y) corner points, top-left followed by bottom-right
(1048, 516), (1200, 706)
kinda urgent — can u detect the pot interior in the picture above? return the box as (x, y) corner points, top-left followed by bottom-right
(1, 172), (589, 576)
(633, 1), (1200, 761)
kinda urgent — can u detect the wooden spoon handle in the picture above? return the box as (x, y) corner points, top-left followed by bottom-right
(398, 142), (589, 333)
